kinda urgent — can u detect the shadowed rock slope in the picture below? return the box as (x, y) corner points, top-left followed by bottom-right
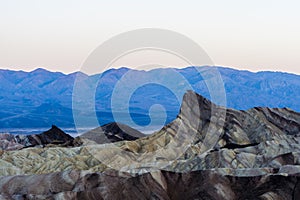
(0, 125), (73, 151)
(0, 90), (300, 199)
(76, 122), (145, 145)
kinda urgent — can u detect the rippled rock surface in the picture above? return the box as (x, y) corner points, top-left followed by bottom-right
(0, 168), (299, 200)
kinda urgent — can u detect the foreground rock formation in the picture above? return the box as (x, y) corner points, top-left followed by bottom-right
(0, 90), (299, 199)
(0, 168), (299, 199)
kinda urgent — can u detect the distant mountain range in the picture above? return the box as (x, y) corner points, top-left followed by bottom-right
(0, 66), (299, 128)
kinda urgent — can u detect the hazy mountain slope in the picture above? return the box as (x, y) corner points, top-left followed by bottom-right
(0, 66), (299, 128)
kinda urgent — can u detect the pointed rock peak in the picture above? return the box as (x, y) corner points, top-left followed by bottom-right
(182, 90), (211, 105)
(80, 122), (145, 144)
(46, 125), (67, 135)
(180, 90), (214, 115)
(102, 122), (145, 138)
(51, 124), (59, 130)
(39, 125), (73, 142)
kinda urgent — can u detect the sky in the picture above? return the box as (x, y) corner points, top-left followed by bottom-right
(0, 0), (300, 74)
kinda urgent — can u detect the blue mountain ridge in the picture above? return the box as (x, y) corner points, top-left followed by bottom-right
(0, 66), (299, 128)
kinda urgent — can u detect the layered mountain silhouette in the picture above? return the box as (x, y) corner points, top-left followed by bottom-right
(0, 66), (299, 128)
(0, 90), (299, 199)
(0, 123), (146, 150)
(0, 125), (74, 150)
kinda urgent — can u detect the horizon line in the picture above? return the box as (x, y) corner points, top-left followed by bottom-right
(0, 65), (299, 76)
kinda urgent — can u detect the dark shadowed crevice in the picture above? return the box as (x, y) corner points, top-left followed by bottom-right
(221, 142), (260, 149)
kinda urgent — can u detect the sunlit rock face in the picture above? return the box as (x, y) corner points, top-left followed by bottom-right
(0, 90), (299, 199)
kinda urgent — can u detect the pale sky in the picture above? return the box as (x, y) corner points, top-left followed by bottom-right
(0, 0), (300, 74)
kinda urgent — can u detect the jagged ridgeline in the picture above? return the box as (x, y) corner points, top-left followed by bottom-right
(0, 90), (299, 199)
